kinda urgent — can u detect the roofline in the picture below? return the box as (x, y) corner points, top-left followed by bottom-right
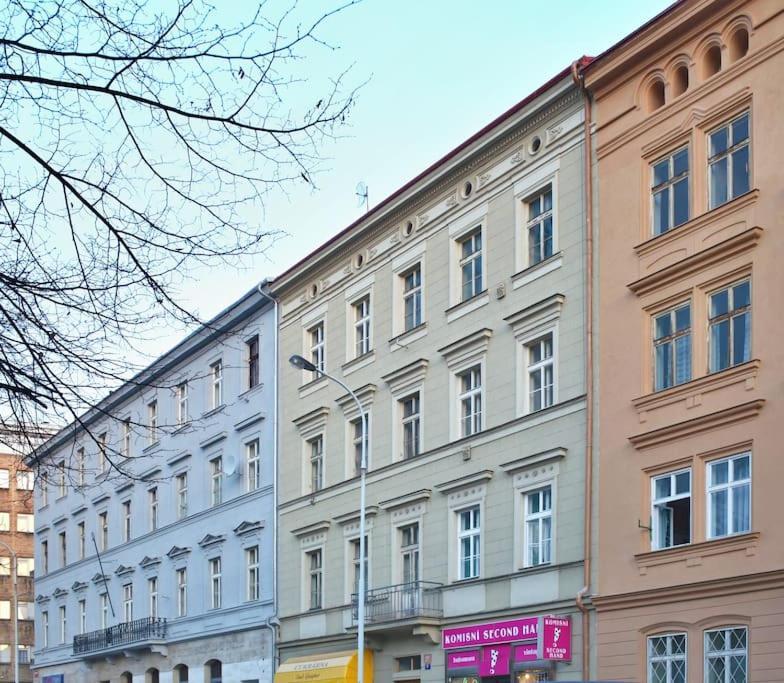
(271, 57), (592, 290)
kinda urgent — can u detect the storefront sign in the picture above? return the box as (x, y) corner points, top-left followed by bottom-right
(447, 651), (480, 669)
(514, 644), (539, 662)
(538, 616), (571, 661)
(479, 644), (511, 677)
(443, 617), (538, 649)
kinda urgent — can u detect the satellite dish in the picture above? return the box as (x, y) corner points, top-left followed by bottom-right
(355, 181), (369, 211)
(224, 454), (239, 477)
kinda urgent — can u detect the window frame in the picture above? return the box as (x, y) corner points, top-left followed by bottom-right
(402, 263), (423, 332)
(246, 546), (260, 602)
(122, 499), (132, 542)
(148, 576), (158, 618)
(59, 604), (67, 644)
(399, 392), (422, 460)
(209, 557), (222, 610)
(246, 439), (260, 492)
(122, 582), (133, 622)
(653, 302), (692, 392)
(176, 471), (188, 519)
(176, 567), (187, 617)
(308, 321), (326, 375)
(308, 435), (324, 493)
(246, 335), (260, 390)
(651, 468), (692, 551)
(176, 382), (189, 426)
(704, 626), (748, 683)
(457, 227), (484, 303)
(148, 487), (159, 532)
(708, 279), (751, 374)
(348, 413), (370, 477)
(457, 364), (483, 438)
(456, 505), (481, 581)
(352, 294), (372, 358)
(77, 521), (85, 560)
(523, 485), (553, 567)
(210, 456), (223, 507)
(647, 632), (687, 683)
(651, 146), (690, 236)
(209, 360), (223, 409)
(525, 332), (556, 413)
(706, 452), (752, 540)
(399, 522), (421, 585)
(306, 548), (323, 611)
(708, 111), (751, 210)
(525, 185), (555, 266)
(147, 399), (158, 445)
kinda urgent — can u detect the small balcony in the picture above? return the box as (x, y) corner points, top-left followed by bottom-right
(73, 617), (167, 657)
(351, 581), (443, 626)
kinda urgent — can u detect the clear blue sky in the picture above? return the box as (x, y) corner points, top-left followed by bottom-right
(158, 0), (673, 355)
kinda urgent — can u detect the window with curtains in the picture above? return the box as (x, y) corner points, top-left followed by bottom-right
(653, 303), (691, 391)
(708, 280), (750, 373)
(707, 453), (751, 539)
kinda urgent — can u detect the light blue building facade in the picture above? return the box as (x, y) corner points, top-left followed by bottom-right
(30, 287), (277, 683)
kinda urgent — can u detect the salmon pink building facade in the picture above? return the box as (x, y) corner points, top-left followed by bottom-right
(585, 0), (784, 680)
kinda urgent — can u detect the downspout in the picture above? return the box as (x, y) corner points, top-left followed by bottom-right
(571, 57), (594, 683)
(257, 280), (280, 678)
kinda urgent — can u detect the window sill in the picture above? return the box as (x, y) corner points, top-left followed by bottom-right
(635, 531), (760, 575)
(512, 252), (563, 290)
(142, 440), (161, 455)
(342, 350), (375, 377)
(202, 404), (226, 419)
(445, 290), (489, 324)
(239, 383), (264, 402)
(389, 322), (428, 350)
(171, 422), (192, 436)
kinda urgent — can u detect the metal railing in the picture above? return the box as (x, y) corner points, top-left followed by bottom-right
(351, 581), (442, 624)
(73, 617), (167, 654)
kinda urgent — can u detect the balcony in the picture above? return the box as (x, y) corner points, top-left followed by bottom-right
(351, 581), (443, 629)
(73, 617), (167, 657)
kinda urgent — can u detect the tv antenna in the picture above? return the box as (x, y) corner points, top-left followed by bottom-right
(355, 181), (369, 213)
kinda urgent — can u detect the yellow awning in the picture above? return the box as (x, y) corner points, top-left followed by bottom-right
(275, 650), (373, 683)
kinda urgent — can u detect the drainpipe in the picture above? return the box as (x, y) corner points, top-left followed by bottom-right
(571, 57), (594, 683)
(257, 280), (280, 679)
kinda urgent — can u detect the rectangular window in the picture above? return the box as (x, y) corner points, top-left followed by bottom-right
(307, 549), (323, 610)
(16, 470), (33, 491)
(247, 335), (260, 389)
(709, 280), (751, 373)
(99, 511), (109, 550)
(16, 513), (33, 533)
(98, 432), (107, 473)
(210, 457), (223, 506)
(459, 229), (483, 301)
(176, 382), (189, 426)
(122, 418), (131, 458)
(0, 601), (9, 619)
(0, 645), (9, 664)
(149, 487), (159, 531)
(527, 187), (554, 264)
(0, 514), (8, 531)
(527, 334), (555, 411)
(652, 148), (690, 235)
(17, 558), (34, 577)
(309, 436), (324, 493)
(396, 655), (422, 673)
(41, 476), (48, 507)
(246, 440), (260, 492)
(524, 486), (553, 566)
(78, 599), (86, 634)
(350, 536), (369, 597)
(246, 546), (260, 601)
(708, 453), (751, 539)
(123, 583), (133, 622)
(42, 611), (48, 648)
(59, 605), (67, 644)
(41, 540), (48, 574)
(652, 469), (691, 550)
(648, 633), (686, 683)
(17, 645), (30, 664)
(100, 594), (108, 629)
(309, 322), (325, 374)
(705, 627), (747, 683)
(76, 448), (86, 487)
(77, 521), (85, 560)
(403, 265), (423, 331)
(57, 460), (66, 498)
(0, 471), (8, 489)
(458, 366), (482, 437)
(400, 393), (421, 459)
(457, 506), (480, 580)
(148, 577), (158, 618)
(351, 415), (369, 476)
(17, 601), (33, 621)
(400, 523), (420, 584)
(709, 112), (750, 209)
(59, 531), (67, 568)
(147, 400), (158, 445)
(209, 557), (222, 609)
(210, 360), (223, 409)
(176, 472), (188, 519)
(122, 500), (132, 542)
(353, 295), (371, 357)
(654, 304), (691, 391)
(177, 568), (187, 617)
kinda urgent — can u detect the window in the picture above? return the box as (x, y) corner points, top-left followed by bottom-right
(177, 568), (187, 616)
(527, 334), (554, 411)
(709, 112), (750, 209)
(77, 521), (86, 559)
(149, 487), (159, 531)
(458, 366), (482, 437)
(41, 540), (48, 574)
(209, 558), (222, 609)
(652, 469), (691, 550)
(400, 523), (420, 584)
(351, 415), (369, 476)
(307, 549), (323, 610)
(15, 470), (33, 491)
(400, 393), (421, 459)
(350, 537), (369, 597)
(42, 610), (49, 648)
(0, 514), (8, 532)
(705, 627), (747, 683)
(246, 440), (260, 492)
(16, 513), (33, 533)
(309, 322), (325, 374)
(123, 583), (133, 622)
(17, 602), (33, 620)
(76, 447), (86, 486)
(148, 577), (158, 618)
(176, 472), (188, 519)
(654, 304), (691, 391)
(176, 382), (189, 426)
(709, 280), (751, 373)
(147, 400), (158, 444)
(100, 593), (109, 628)
(99, 511), (109, 550)
(98, 432), (107, 473)
(59, 530), (67, 567)
(246, 546), (260, 601)
(0, 602), (9, 618)
(247, 335), (260, 389)
(457, 506), (480, 580)
(0, 470), (8, 488)
(524, 486), (553, 566)
(0, 645), (9, 664)
(210, 360), (223, 409)
(17, 645), (30, 664)
(652, 148), (689, 235)
(41, 475), (48, 507)
(527, 187), (554, 264)
(396, 655), (422, 672)
(459, 229), (483, 301)
(402, 265), (423, 331)
(59, 605), (67, 644)
(122, 500), (132, 542)
(353, 295), (371, 357)
(308, 436), (324, 493)
(210, 457), (223, 506)
(122, 418), (131, 458)
(17, 558), (34, 577)
(57, 459), (66, 497)
(78, 599), (86, 634)
(648, 633), (686, 683)
(707, 453), (751, 539)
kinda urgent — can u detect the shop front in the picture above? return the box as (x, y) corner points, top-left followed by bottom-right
(274, 650), (374, 683)
(443, 615), (571, 683)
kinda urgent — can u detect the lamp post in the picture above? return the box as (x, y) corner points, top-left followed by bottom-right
(289, 354), (367, 683)
(0, 542), (19, 683)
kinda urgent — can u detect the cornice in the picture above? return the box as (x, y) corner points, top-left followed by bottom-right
(335, 384), (377, 413)
(332, 506), (379, 526)
(500, 447), (568, 475)
(379, 489), (432, 511)
(634, 532), (760, 573)
(198, 533), (226, 549)
(293, 406), (330, 432)
(199, 431), (228, 450)
(438, 328), (493, 367)
(381, 358), (429, 396)
(504, 294), (565, 338)
(291, 520), (331, 538)
(435, 469), (494, 495)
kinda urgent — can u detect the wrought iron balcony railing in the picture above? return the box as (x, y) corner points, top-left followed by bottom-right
(73, 617), (167, 655)
(351, 581), (442, 624)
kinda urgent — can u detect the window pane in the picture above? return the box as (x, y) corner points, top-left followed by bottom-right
(543, 217), (553, 259)
(654, 476), (671, 500)
(653, 160), (670, 186)
(673, 149), (689, 176)
(711, 489), (728, 536)
(732, 146), (750, 197)
(710, 157), (729, 207)
(654, 313), (671, 340)
(711, 290), (729, 318)
(528, 196), (541, 220)
(543, 190), (553, 212)
(675, 471), (690, 495)
(674, 335), (691, 385)
(712, 460), (729, 485)
(710, 320), (730, 371)
(673, 178), (689, 226)
(733, 483), (750, 533)
(733, 455), (750, 480)
(733, 281), (750, 309)
(653, 189), (669, 234)
(732, 114), (749, 143)
(674, 306), (690, 331)
(732, 312), (750, 365)
(654, 343), (670, 391)
(710, 127), (729, 156)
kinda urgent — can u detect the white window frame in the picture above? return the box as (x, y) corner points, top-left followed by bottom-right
(708, 110), (751, 210)
(122, 583), (133, 622)
(147, 399), (158, 445)
(98, 432), (107, 473)
(647, 632), (687, 683)
(122, 418), (131, 458)
(308, 435), (324, 493)
(399, 392), (422, 460)
(77, 521), (85, 560)
(513, 161), (560, 276)
(651, 468), (692, 550)
(210, 360), (223, 409)
(348, 412), (370, 478)
(148, 487), (159, 532)
(398, 521), (421, 587)
(704, 626), (748, 683)
(16, 513), (33, 533)
(352, 294), (372, 358)
(0, 470), (8, 489)
(525, 185), (555, 266)
(16, 470), (33, 491)
(305, 548), (323, 611)
(176, 382), (188, 426)
(176, 471), (188, 519)
(122, 499), (132, 542)
(58, 530), (67, 568)
(57, 460), (66, 498)
(523, 485), (553, 567)
(525, 332), (556, 413)
(707, 453), (752, 540)
(457, 365), (483, 438)
(246, 439), (260, 492)
(99, 511), (109, 551)
(651, 146), (690, 235)
(708, 279), (751, 374)
(653, 302), (692, 391)
(148, 577), (158, 618)
(456, 505), (481, 581)
(59, 605), (67, 644)
(402, 264), (423, 332)
(76, 448), (86, 487)
(345, 535), (369, 604)
(177, 568), (187, 617)
(210, 456), (223, 507)
(100, 593), (108, 628)
(0, 514), (9, 532)
(246, 334), (260, 390)
(41, 610), (48, 648)
(308, 321), (326, 375)
(246, 546), (260, 601)
(391, 243), (428, 339)
(457, 227), (484, 303)
(209, 557), (222, 609)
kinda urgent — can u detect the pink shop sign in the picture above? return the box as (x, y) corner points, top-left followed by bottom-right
(446, 651), (480, 669)
(538, 616), (572, 661)
(514, 644), (539, 662)
(442, 617), (538, 649)
(478, 644), (512, 677)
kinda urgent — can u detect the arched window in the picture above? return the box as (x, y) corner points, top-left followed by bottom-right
(146, 668), (160, 683)
(646, 79), (666, 112)
(206, 659), (222, 683)
(672, 65), (689, 97)
(702, 44), (722, 78)
(174, 664), (190, 683)
(728, 26), (749, 61)
(121, 673), (133, 683)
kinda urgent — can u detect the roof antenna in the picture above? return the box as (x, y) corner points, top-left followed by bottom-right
(355, 181), (369, 213)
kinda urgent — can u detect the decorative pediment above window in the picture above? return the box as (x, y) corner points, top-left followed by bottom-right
(91, 572), (111, 585)
(292, 520), (330, 549)
(333, 506), (379, 526)
(379, 489), (432, 511)
(438, 328), (493, 369)
(71, 581), (88, 593)
(198, 533), (226, 549)
(234, 520), (264, 536)
(336, 384), (376, 419)
(504, 294), (565, 340)
(139, 556), (161, 569)
(36, 594), (50, 604)
(166, 545), (191, 560)
(199, 431), (228, 450)
(115, 564), (135, 577)
(115, 480), (134, 494)
(435, 469), (494, 495)
(140, 466), (162, 481)
(70, 504), (87, 517)
(91, 492), (110, 506)
(293, 406), (330, 440)
(52, 587), (68, 599)
(382, 359), (429, 396)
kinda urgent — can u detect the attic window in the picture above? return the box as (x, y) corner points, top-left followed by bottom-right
(702, 44), (722, 79)
(672, 65), (689, 97)
(728, 27), (749, 62)
(646, 79), (666, 112)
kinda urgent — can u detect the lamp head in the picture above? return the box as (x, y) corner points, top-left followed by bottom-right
(289, 354), (317, 373)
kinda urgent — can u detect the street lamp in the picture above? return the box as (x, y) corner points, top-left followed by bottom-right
(0, 542), (19, 683)
(288, 354), (368, 683)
